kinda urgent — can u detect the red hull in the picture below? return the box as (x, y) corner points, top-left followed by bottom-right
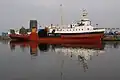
(61, 33), (103, 39)
(38, 38), (100, 44)
(9, 33), (103, 44)
(9, 34), (29, 41)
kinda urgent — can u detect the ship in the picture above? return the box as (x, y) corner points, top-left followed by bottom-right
(8, 9), (105, 44)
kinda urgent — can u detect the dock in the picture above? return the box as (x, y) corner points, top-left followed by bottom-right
(103, 35), (120, 41)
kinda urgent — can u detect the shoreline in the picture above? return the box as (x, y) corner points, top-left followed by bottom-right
(1, 35), (120, 41)
(0, 36), (11, 40)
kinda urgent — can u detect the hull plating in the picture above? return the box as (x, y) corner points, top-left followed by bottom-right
(9, 33), (103, 44)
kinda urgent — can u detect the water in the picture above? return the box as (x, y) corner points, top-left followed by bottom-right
(0, 41), (120, 80)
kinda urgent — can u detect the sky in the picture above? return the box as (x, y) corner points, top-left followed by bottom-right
(0, 0), (120, 32)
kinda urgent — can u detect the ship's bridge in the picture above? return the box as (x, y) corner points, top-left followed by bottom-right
(81, 19), (91, 26)
(70, 18), (91, 28)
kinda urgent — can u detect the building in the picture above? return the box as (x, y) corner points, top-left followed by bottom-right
(29, 20), (37, 31)
(2, 32), (8, 37)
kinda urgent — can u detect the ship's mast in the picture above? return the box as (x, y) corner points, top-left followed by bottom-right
(60, 4), (63, 25)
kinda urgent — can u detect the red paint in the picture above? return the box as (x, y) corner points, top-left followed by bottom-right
(29, 32), (38, 41)
(38, 38), (100, 44)
(9, 32), (103, 44)
(61, 33), (103, 39)
(9, 41), (103, 49)
(9, 34), (29, 41)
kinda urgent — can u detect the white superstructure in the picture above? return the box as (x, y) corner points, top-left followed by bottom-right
(48, 9), (105, 34)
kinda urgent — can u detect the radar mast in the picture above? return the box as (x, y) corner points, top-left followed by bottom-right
(82, 9), (88, 20)
(60, 4), (63, 25)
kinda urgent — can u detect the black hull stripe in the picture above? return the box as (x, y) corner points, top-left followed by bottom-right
(49, 32), (104, 35)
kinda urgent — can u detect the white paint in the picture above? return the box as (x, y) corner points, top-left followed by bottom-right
(55, 47), (105, 60)
(48, 10), (105, 34)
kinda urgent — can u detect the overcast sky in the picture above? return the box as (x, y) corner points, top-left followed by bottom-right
(0, 0), (120, 32)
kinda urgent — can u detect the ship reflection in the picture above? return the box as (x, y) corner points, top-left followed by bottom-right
(9, 41), (120, 72)
(10, 43), (15, 51)
(30, 42), (38, 56)
(54, 44), (106, 72)
(78, 55), (88, 72)
(38, 43), (50, 52)
(103, 41), (120, 49)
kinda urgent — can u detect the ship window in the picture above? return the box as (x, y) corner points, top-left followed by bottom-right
(70, 24), (72, 28)
(79, 22), (85, 26)
(79, 29), (80, 31)
(82, 29), (83, 30)
(87, 28), (89, 30)
(76, 29), (77, 31)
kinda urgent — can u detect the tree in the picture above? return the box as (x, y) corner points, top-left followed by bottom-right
(10, 29), (15, 34)
(19, 26), (27, 34)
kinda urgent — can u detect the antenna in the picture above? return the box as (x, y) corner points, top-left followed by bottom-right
(60, 4), (63, 25)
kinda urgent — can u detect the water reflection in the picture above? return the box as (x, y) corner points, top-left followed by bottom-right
(8, 40), (120, 72)
(38, 43), (50, 52)
(78, 55), (88, 72)
(0, 40), (10, 44)
(54, 45), (105, 72)
(103, 41), (120, 49)
(9, 41), (38, 56)
(10, 43), (15, 51)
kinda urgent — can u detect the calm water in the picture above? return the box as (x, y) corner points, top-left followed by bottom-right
(0, 41), (120, 80)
